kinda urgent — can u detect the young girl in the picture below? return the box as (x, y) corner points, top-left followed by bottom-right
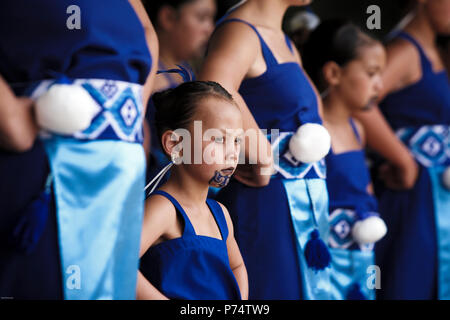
(137, 81), (248, 300)
(355, 0), (450, 299)
(303, 20), (387, 300)
(142, 0), (216, 184)
(199, 0), (333, 300)
(0, 0), (157, 299)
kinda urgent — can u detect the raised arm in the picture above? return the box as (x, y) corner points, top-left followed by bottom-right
(0, 75), (38, 152)
(198, 23), (273, 187)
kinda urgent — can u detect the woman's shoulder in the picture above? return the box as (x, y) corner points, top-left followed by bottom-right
(382, 35), (422, 95)
(209, 17), (260, 55)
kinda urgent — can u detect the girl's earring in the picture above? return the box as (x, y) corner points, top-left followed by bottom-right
(171, 152), (182, 165)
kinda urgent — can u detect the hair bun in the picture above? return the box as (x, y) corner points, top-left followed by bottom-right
(152, 88), (175, 114)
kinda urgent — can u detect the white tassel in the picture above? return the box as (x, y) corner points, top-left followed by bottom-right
(144, 162), (173, 196)
(442, 166), (450, 191)
(352, 216), (387, 244)
(289, 123), (331, 163)
(35, 84), (99, 135)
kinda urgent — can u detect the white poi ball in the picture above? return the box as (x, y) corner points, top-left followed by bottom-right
(35, 84), (99, 135)
(289, 123), (331, 163)
(352, 216), (387, 244)
(442, 166), (450, 190)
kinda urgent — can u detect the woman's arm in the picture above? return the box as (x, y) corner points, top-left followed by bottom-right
(353, 40), (421, 189)
(198, 23), (273, 187)
(0, 75), (38, 152)
(219, 203), (249, 300)
(128, 0), (159, 110)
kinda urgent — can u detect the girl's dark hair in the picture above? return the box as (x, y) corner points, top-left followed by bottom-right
(303, 19), (379, 92)
(152, 81), (235, 142)
(142, 0), (196, 26)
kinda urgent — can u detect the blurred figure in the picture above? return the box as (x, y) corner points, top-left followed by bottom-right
(303, 19), (387, 300)
(0, 0), (157, 299)
(355, 0), (450, 300)
(142, 0), (216, 184)
(285, 8), (320, 50)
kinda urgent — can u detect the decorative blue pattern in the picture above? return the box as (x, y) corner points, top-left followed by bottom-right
(269, 132), (327, 180)
(32, 79), (144, 143)
(328, 209), (375, 252)
(31, 79), (146, 300)
(398, 125), (450, 299)
(397, 125), (450, 168)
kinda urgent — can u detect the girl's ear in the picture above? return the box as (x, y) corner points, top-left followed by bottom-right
(157, 5), (178, 32)
(161, 130), (182, 162)
(322, 61), (342, 87)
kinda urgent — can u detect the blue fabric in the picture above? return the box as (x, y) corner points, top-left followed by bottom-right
(376, 167), (438, 299)
(139, 190), (241, 300)
(31, 79), (146, 300)
(282, 178), (332, 299)
(31, 79), (145, 143)
(270, 132), (327, 180)
(43, 137), (146, 300)
(0, 142), (63, 299)
(377, 32), (450, 300)
(0, 0), (151, 95)
(428, 166), (450, 299)
(325, 119), (378, 300)
(329, 248), (375, 300)
(380, 32), (450, 128)
(214, 18), (330, 300)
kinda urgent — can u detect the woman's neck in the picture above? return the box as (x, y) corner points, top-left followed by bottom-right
(404, 7), (436, 48)
(234, 0), (289, 30)
(158, 34), (183, 68)
(163, 166), (209, 205)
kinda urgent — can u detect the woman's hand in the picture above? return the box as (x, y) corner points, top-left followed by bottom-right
(378, 155), (418, 190)
(0, 75), (38, 152)
(233, 162), (273, 187)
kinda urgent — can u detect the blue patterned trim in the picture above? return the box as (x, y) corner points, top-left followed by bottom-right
(328, 208), (375, 252)
(268, 132), (327, 180)
(32, 79), (144, 143)
(397, 125), (450, 168)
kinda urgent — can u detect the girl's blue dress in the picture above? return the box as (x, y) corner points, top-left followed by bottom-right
(326, 120), (378, 300)
(140, 190), (241, 300)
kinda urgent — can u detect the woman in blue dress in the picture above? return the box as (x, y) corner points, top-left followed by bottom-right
(303, 20), (388, 300)
(355, 0), (450, 299)
(0, 0), (158, 299)
(142, 0), (216, 184)
(199, 0), (333, 300)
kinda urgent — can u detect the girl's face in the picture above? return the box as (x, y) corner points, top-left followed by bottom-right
(182, 97), (243, 188)
(424, 0), (450, 35)
(170, 0), (216, 60)
(336, 43), (386, 112)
